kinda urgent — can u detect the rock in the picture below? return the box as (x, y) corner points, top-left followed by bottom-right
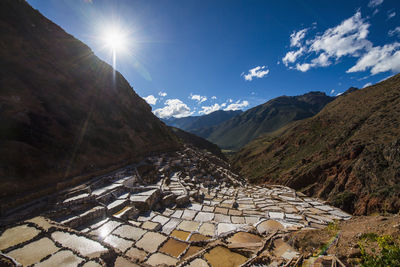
(162, 194), (176, 207)
(176, 194), (190, 207)
(257, 220), (284, 234)
(130, 189), (160, 211)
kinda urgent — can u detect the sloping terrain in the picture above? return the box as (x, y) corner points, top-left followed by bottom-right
(197, 92), (334, 151)
(169, 127), (227, 160)
(232, 74), (400, 215)
(0, 0), (179, 208)
(162, 110), (241, 132)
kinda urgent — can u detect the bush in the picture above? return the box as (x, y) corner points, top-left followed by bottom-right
(359, 234), (400, 267)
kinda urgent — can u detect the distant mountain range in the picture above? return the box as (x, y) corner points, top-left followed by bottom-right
(191, 92), (334, 151)
(0, 0), (179, 207)
(162, 110), (242, 132)
(232, 74), (400, 215)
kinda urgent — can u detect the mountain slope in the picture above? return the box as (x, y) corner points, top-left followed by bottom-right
(0, 0), (179, 206)
(232, 75), (400, 215)
(163, 110), (242, 132)
(197, 92), (334, 151)
(169, 127), (227, 160)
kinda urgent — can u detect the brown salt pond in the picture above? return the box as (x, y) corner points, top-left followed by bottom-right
(182, 245), (203, 259)
(204, 246), (247, 267)
(159, 238), (189, 258)
(227, 232), (263, 249)
(170, 229), (190, 241)
(189, 233), (211, 242)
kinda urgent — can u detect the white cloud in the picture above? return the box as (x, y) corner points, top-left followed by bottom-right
(309, 12), (371, 59)
(363, 82), (372, 88)
(290, 28), (308, 47)
(211, 96), (217, 100)
(242, 66), (269, 81)
(227, 98), (233, 103)
(347, 42), (400, 75)
(143, 95), (157, 105)
(283, 48), (304, 66)
(158, 91), (167, 97)
(283, 11), (372, 72)
(190, 94), (207, 103)
(368, 0), (383, 8)
(296, 63), (312, 72)
(153, 99), (193, 118)
(199, 103), (223, 115)
(330, 89), (335, 94)
(224, 100), (249, 111)
(389, 27), (400, 37)
(387, 11), (396, 19)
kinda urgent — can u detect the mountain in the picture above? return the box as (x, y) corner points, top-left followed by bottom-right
(232, 75), (400, 215)
(169, 127), (227, 161)
(162, 110), (242, 132)
(0, 0), (179, 208)
(196, 92), (334, 151)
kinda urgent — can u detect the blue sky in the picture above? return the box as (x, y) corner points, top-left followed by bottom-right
(27, 0), (400, 118)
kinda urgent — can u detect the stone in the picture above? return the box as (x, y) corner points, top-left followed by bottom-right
(7, 238), (59, 266)
(145, 253), (178, 266)
(176, 195), (190, 207)
(0, 225), (41, 250)
(51, 231), (108, 258)
(34, 250), (84, 267)
(257, 220), (284, 234)
(130, 189), (160, 211)
(135, 232), (168, 253)
(112, 225), (146, 241)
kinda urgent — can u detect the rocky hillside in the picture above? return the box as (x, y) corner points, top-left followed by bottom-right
(197, 92), (334, 151)
(232, 74), (400, 215)
(163, 110), (242, 132)
(0, 0), (179, 208)
(169, 127), (227, 161)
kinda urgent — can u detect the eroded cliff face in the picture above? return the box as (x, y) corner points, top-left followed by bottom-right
(0, 0), (179, 206)
(233, 74), (400, 215)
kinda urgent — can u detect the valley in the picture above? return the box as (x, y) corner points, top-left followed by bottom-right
(1, 0), (400, 266)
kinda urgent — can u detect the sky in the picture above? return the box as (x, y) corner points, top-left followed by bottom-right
(27, 0), (400, 118)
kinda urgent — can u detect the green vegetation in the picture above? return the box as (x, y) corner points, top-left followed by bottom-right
(359, 234), (400, 267)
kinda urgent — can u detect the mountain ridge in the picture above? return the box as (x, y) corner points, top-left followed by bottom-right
(0, 0), (179, 208)
(232, 74), (400, 215)
(195, 91), (334, 151)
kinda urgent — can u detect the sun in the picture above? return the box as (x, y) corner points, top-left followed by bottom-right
(103, 25), (126, 53)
